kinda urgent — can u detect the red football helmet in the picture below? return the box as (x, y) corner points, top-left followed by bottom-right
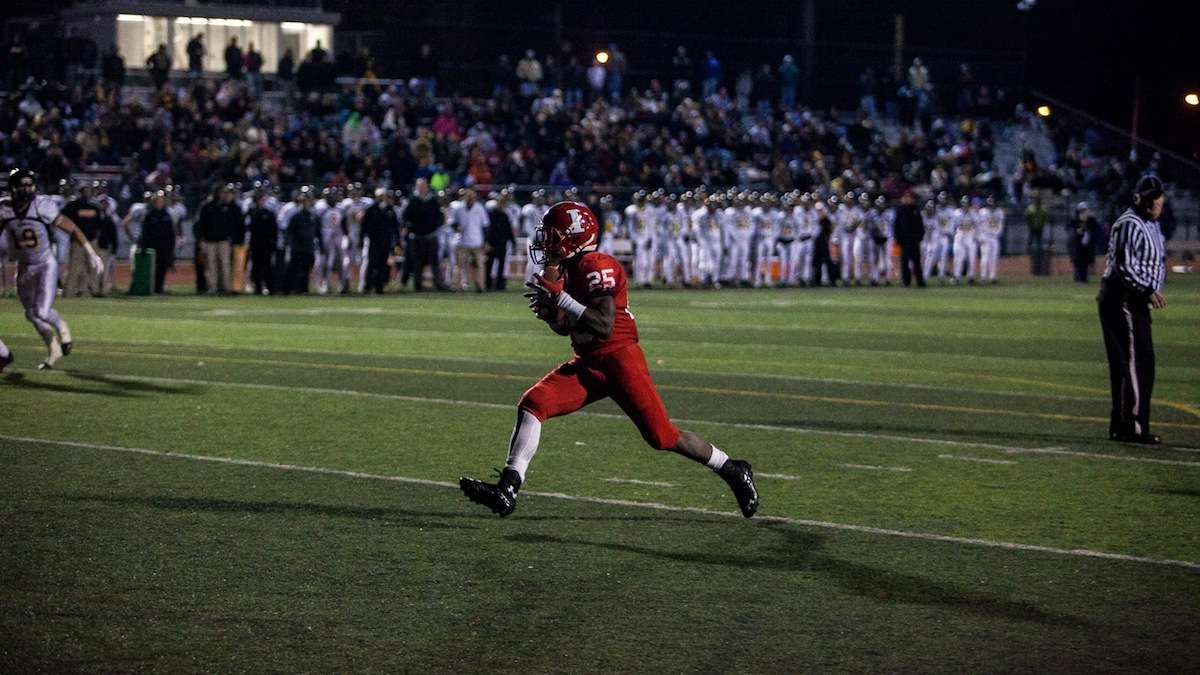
(530, 200), (599, 264)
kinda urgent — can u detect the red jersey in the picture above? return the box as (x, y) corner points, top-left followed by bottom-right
(562, 251), (638, 357)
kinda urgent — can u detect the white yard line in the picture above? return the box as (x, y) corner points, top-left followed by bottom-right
(2, 433), (1197, 572)
(1004, 446), (1200, 467)
(937, 454), (1020, 466)
(605, 478), (677, 488)
(23, 371), (1200, 468)
(834, 463), (914, 472)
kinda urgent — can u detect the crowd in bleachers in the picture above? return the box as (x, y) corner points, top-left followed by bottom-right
(0, 29), (1184, 296)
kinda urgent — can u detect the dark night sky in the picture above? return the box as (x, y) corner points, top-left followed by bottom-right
(4, 0), (1195, 157)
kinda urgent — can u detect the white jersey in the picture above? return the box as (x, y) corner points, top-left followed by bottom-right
(320, 202), (344, 237)
(276, 201), (299, 230)
(339, 196), (373, 223)
(0, 195), (62, 265)
(167, 203), (187, 228)
(760, 207), (783, 241)
(954, 207), (978, 239)
(599, 208), (623, 240)
(935, 206), (955, 238)
(625, 204), (653, 244)
(520, 203), (544, 238)
(725, 207), (754, 245)
(980, 206), (1005, 240)
(792, 207), (816, 240)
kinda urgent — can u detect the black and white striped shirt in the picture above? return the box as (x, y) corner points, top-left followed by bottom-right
(1103, 208), (1165, 295)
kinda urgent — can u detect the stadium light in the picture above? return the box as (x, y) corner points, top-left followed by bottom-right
(595, 51), (610, 65)
(1036, 105), (1051, 117)
(117, 14), (144, 22)
(1186, 93), (1199, 107)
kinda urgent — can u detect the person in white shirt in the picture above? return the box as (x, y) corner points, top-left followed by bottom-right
(924, 192), (953, 283)
(978, 195), (1005, 283)
(793, 193), (817, 286)
(724, 193), (755, 286)
(597, 194), (621, 257)
(697, 194), (725, 288)
(953, 196), (979, 284)
(626, 191), (655, 287)
(521, 189), (548, 281)
(452, 188), (489, 292)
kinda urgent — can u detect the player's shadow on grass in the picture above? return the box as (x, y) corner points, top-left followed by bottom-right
(66, 370), (198, 395)
(507, 522), (1086, 628)
(3, 372), (136, 398)
(66, 494), (473, 530)
(1, 372), (197, 398)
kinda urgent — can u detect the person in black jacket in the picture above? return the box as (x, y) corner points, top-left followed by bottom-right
(402, 178), (447, 291)
(810, 202), (838, 286)
(61, 183), (107, 296)
(892, 190), (926, 287)
(361, 189), (401, 294)
(285, 190), (321, 294)
(96, 203), (119, 296)
(246, 192), (278, 295)
(484, 192), (517, 291)
(139, 191), (177, 294)
(1068, 201), (1098, 283)
(194, 184), (243, 294)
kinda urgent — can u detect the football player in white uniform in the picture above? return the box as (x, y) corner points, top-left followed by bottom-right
(725, 192), (755, 286)
(775, 194), (799, 286)
(696, 194), (725, 288)
(793, 193), (817, 286)
(753, 194), (778, 287)
(924, 192), (953, 283)
(953, 196), (979, 284)
(626, 191), (655, 287)
(851, 193), (876, 285)
(521, 189), (549, 281)
(0, 211), (11, 297)
(871, 196), (894, 285)
(662, 193), (690, 286)
(0, 335), (12, 372)
(1, 169), (103, 369)
(317, 187), (350, 294)
(979, 196), (1004, 283)
(338, 182), (373, 292)
(596, 194), (621, 257)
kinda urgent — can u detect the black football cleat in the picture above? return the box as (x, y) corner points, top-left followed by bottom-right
(61, 341), (72, 357)
(460, 468), (522, 517)
(718, 459), (759, 518)
(1109, 431), (1162, 445)
(0, 351), (12, 372)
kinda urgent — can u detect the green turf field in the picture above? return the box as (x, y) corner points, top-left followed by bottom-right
(2, 276), (1198, 672)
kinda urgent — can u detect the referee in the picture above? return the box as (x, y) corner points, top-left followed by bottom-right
(1097, 175), (1168, 445)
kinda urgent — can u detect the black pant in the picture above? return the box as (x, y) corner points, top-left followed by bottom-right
(286, 252), (314, 294)
(250, 245), (274, 294)
(147, 242), (173, 294)
(408, 235), (444, 291)
(1072, 256), (1091, 283)
(899, 242), (925, 287)
(811, 240), (837, 286)
(194, 239), (208, 294)
(485, 245), (509, 290)
(364, 244), (391, 293)
(1098, 279), (1155, 436)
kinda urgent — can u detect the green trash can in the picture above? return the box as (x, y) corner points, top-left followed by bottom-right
(129, 248), (155, 296)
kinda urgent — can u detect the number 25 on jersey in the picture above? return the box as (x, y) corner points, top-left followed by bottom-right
(587, 268), (616, 292)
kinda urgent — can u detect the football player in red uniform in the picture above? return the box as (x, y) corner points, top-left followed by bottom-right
(460, 201), (759, 518)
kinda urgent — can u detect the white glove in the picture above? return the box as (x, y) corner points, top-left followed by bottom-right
(88, 251), (105, 275)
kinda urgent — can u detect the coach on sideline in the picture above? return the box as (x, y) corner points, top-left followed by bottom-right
(1097, 175), (1168, 445)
